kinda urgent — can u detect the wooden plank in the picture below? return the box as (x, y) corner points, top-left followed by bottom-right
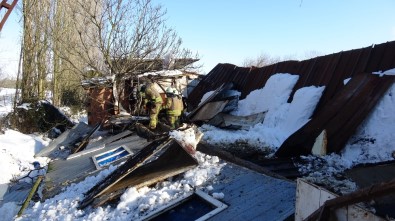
(304, 179), (395, 221)
(17, 176), (43, 217)
(295, 179), (328, 221)
(296, 179), (386, 221)
(346, 206), (383, 221)
(197, 142), (287, 180)
(72, 122), (101, 153)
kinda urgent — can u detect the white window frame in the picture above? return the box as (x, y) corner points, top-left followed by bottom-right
(137, 189), (228, 221)
(92, 146), (132, 170)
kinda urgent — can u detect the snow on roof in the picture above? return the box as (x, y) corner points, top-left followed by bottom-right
(138, 69), (184, 78)
(372, 67), (395, 77)
(202, 73), (325, 150)
(81, 76), (113, 87)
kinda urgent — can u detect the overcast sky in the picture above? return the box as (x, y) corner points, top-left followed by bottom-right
(1, 0), (394, 76)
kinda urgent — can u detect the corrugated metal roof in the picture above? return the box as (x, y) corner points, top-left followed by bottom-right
(188, 41), (395, 156)
(276, 74), (395, 157)
(188, 41), (395, 111)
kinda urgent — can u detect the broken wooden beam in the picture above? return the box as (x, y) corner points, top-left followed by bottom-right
(90, 140), (198, 208)
(197, 142), (289, 180)
(304, 179), (395, 221)
(72, 122), (101, 154)
(17, 176), (43, 217)
(78, 136), (170, 209)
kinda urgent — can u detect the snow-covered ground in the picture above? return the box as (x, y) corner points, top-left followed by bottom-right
(0, 88), (18, 116)
(0, 69), (394, 220)
(0, 99), (225, 220)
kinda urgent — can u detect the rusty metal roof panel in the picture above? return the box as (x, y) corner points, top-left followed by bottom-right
(187, 41), (395, 155)
(275, 74), (395, 157)
(317, 53), (343, 86)
(187, 42), (395, 110)
(325, 75), (382, 151)
(253, 67), (271, 89)
(187, 41), (395, 156)
(364, 42), (389, 72)
(240, 68), (263, 98)
(375, 41), (395, 72)
(344, 49), (366, 78)
(276, 60), (300, 74)
(328, 75), (395, 152)
(288, 56), (336, 103)
(295, 58), (316, 84)
(303, 57), (327, 86)
(232, 67), (251, 90)
(327, 48), (372, 101)
(187, 64), (232, 108)
(314, 51), (355, 113)
(353, 46), (374, 73)
(299, 58), (319, 87)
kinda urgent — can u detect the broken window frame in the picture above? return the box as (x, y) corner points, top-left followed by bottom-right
(92, 146), (133, 170)
(137, 189), (228, 221)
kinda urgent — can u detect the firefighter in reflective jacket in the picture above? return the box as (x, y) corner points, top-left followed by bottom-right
(140, 83), (163, 130)
(163, 87), (184, 129)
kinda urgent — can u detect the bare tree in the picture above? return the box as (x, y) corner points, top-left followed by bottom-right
(21, 0), (52, 102)
(303, 50), (323, 60)
(242, 50), (323, 68)
(50, 0), (197, 109)
(242, 52), (280, 68)
(54, 0), (195, 78)
(19, 0), (197, 107)
(51, 0), (83, 106)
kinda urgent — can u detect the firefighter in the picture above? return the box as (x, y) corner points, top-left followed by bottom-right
(140, 82), (163, 130)
(163, 87), (184, 129)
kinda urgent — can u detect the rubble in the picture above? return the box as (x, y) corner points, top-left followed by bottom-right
(2, 41), (395, 220)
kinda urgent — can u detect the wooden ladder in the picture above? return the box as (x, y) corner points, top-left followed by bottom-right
(0, 0), (18, 31)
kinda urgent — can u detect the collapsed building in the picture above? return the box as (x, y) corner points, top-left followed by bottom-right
(80, 58), (202, 128)
(186, 40), (395, 220)
(2, 41), (395, 220)
(188, 41), (395, 156)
